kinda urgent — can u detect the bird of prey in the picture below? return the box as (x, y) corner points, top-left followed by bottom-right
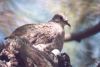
(6, 14), (70, 53)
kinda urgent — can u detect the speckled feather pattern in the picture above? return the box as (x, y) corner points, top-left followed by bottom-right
(9, 22), (65, 52)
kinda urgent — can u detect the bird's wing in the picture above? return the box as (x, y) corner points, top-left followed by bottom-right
(5, 24), (37, 42)
(8, 24), (55, 46)
(11, 24), (37, 36)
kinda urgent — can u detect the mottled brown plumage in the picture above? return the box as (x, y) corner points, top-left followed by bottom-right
(6, 14), (70, 53)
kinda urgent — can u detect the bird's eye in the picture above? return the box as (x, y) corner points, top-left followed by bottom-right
(59, 16), (63, 20)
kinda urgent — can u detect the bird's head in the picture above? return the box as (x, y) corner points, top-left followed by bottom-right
(51, 14), (71, 27)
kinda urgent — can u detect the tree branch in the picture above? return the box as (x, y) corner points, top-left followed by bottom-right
(0, 37), (72, 67)
(64, 22), (100, 42)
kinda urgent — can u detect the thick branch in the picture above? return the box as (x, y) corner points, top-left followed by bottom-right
(0, 37), (55, 67)
(0, 37), (72, 67)
(65, 22), (100, 42)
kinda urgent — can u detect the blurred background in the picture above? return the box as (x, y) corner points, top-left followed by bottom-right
(0, 0), (100, 67)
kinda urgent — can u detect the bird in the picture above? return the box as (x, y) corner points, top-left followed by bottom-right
(5, 14), (70, 53)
